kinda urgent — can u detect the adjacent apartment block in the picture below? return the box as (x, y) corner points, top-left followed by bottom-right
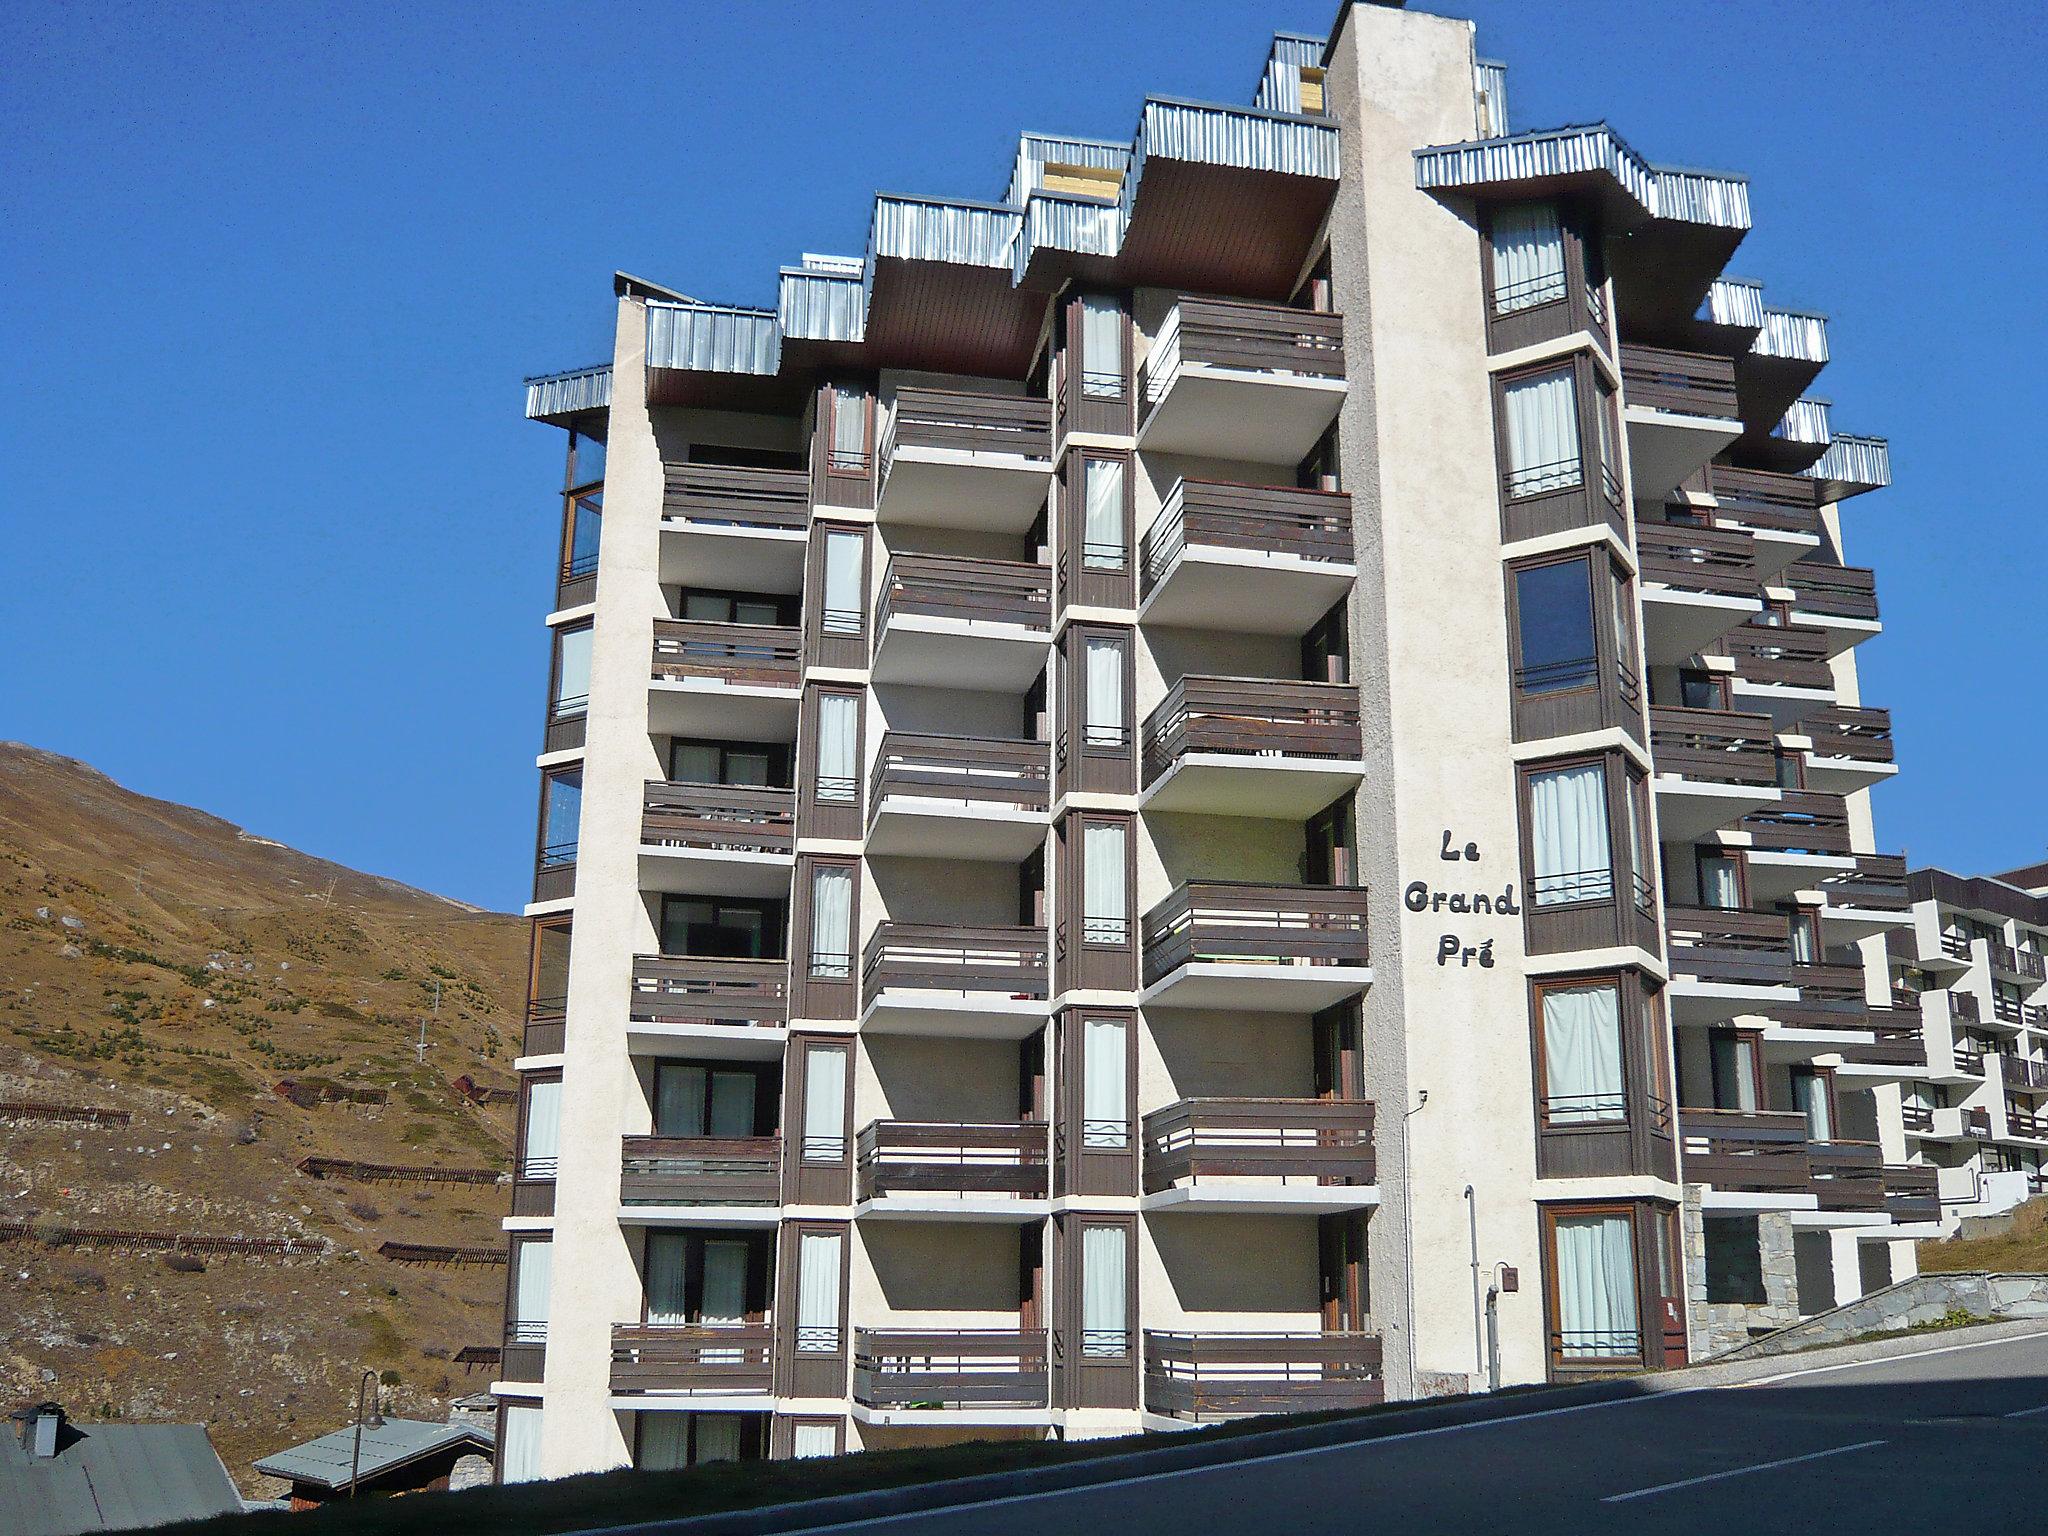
(497, 2), (1921, 1477)
(1889, 862), (2048, 1228)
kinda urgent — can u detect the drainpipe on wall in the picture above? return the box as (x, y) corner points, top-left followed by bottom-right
(1401, 1089), (1429, 1390)
(1465, 1184), (1484, 1385)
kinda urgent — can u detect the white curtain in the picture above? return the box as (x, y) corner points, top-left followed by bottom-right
(1542, 985), (1625, 1124)
(645, 1232), (689, 1325)
(656, 1065), (706, 1138)
(790, 1422), (838, 1459)
(1554, 1213), (1639, 1359)
(802, 1046), (847, 1162)
(1080, 1225), (1127, 1356)
(815, 694), (858, 803)
(796, 1230), (843, 1351)
(1082, 1017), (1128, 1148)
(694, 1416), (742, 1464)
(1082, 822), (1127, 943)
(701, 1239), (749, 1326)
(1530, 763), (1611, 905)
(1084, 637), (1124, 747)
(1083, 457), (1124, 569)
(554, 627), (592, 711)
(1711, 1033), (1759, 1112)
(1491, 202), (1565, 313)
(1595, 384), (1620, 495)
(708, 1071), (754, 1138)
(522, 1079), (560, 1176)
(513, 1239), (552, 1326)
(1080, 294), (1123, 395)
(830, 385), (866, 466)
(1792, 1073), (1833, 1140)
(499, 1405), (543, 1484)
(637, 1413), (689, 1471)
(810, 865), (853, 977)
(1502, 368), (1581, 495)
(822, 530), (863, 634)
(1624, 779), (1650, 909)
(1699, 856), (1741, 910)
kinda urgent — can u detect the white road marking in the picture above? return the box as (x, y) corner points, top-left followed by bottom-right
(1600, 1438), (1889, 1503)
(2002, 1402), (2048, 1420)
(1734, 1327), (2048, 1388)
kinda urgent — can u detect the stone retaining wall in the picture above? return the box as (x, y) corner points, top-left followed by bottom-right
(1717, 1271), (2048, 1359)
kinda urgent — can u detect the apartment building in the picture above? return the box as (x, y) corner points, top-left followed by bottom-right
(498, 3), (1920, 1477)
(1888, 863), (2048, 1231)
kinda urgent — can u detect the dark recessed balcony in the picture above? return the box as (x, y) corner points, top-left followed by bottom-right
(1141, 1097), (1376, 1212)
(1141, 882), (1370, 1011)
(629, 955), (789, 1033)
(1635, 524), (1759, 664)
(860, 923), (1049, 1038)
(1143, 1331), (1383, 1421)
(638, 781), (795, 898)
(619, 1134), (781, 1213)
(610, 1324), (775, 1397)
(855, 1120), (1048, 1214)
(1138, 298), (1346, 464)
(865, 733), (1049, 861)
(852, 1328), (1049, 1414)
(660, 464), (810, 590)
(1620, 344), (1740, 498)
(876, 387), (1053, 534)
(1140, 677), (1364, 819)
(649, 619), (802, 738)
(1138, 480), (1354, 636)
(871, 555), (1051, 690)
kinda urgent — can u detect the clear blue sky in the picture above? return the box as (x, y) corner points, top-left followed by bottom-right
(5, 1), (2042, 910)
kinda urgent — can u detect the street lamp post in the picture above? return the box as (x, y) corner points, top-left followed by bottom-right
(347, 1369), (385, 1499)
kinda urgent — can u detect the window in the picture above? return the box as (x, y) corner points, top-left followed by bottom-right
(1703, 1213), (1764, 1304)
(814, 694), (859, 804)
(808, 865), (853, 977)
(1082, 457), (1125, 570)
(820, 529), (864, 635)
(1774, 751), (1804, 790)
(539, 768), (582, 868)
(564, 493), (602, 580)
(568, 431), (606, 491)
(1528, 762), (1612, 905)
(1513, 558), (1596, 693)
(1552, 1211), (1639, 1358)
(1082, 1017), (1129, 1148)
(653, 1063), (756, 1139)
(1609, 566), (1636, 678)
(1790, 1069), (1834, 1140)
(1594, 383), (1621, 503)
(1678, 670), (1721, 710)
(1079, 1224), (1128, 1357)
(551, 626), (592, 718)
(1082, 821), (1128, 944)
(1502, 367), (1581, 496)
(1491, 203), (1566, 314)
(1709, 1031), (1760, 1112)
(510, 1238), (552, 1342)
(827, 385), (869, 473)
(660, 896), (778, 959)
(1539, 984), (1625, 1125)
(1083, 635), (1126, 747)
(1787, 910), (1818, 964)
(645, 1232), (751, 1328)
(796, 1229), (843, 1352)
(521, 1079), (561, 1178)
(638, 1414), (743, 1471)
(683, 590), (783, 626)
(1697, 852), (1742, 910)
(1079, 296), (1124, 398)
(1625, 774), (1654, 911)
(790, 1422), (839, 1459)
(671, 740), (778, 787)
(499, 1405), (542, 1484)
(800, 1045), (848, 1162)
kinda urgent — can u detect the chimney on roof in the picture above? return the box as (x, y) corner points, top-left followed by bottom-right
(19, 1402), (64, 1458)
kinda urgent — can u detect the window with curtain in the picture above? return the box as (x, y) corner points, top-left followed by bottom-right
(693, 1416), (742, 1464)
(1595, 384), (1620, 503)
(1082, 1017), (1129, 1148)
(1082, 458), (1125, 570)
(521, 1079), (561, 1178)
(1083, 636), (1125, 747)
(637, 1414), (689, 1472)
(1513, 558), (1596, 693)
(1697, 853), (1741, 910)
(1609, 567), (1636, 678)
(821, 530), (864, 635)
(552, 626), (592, 717)
(499, 1405), (543, 1484)
(654, 1064), (756, 1139)
(809, 865), (853, 978)
(828, 386), (868, 471)
(790, 1422), (839, 1459)
(815, 694), (858, 803)
(1540, 985), (1626, 1125)
(511, 1239), (552, 1340)
(540, 769), (582, 866)
(1625, 776), (1653, 911)
(801, 1046), (847, 1162)
(1502, 368), (1581, 497)
(1079, 1224), (1128, 1357)
(1080, 295), (1124, 396)
(1552, 1212), (1639, 1359)
(1082, 822), (1128, 944)
(1528, 762), (1612, 905)
(1791, 1071), (1834, 1140)
(1709, 1032), (1759, 1112)
(700, 1240), (749, 1328)
(1491, 202), (1566, 313)
(645, 1232), (690, 1326)
(796, 1230), (843, 1352)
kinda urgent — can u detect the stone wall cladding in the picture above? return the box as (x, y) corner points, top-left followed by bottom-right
(1717, 1271), (2048, 1359)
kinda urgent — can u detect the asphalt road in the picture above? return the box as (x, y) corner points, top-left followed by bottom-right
(788, 1330), (2048, 1535)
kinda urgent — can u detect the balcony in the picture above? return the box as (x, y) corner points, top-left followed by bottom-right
(1620, 344), (1741, 498)
(860, 923), (1049, 1038)
(1735, 788), (1854, 902)
(628, 956), (788, 1059)
(1716, 621), (1836, 723)
(871, 555), (1051, 690)
(1703, 466), (1823, 575)
(1988, 942), (2048, 985)
(1881, 1164), (1941, 1225)
(638, 781), (795, 898)
(1141, 1097), (1376, 1213)
(1143, 1331), (1383, 1422)
(1138, 480), (1354, 636)
(876, 387), (1054, 533)
(1837, 1021), (1927, 1075)
(1791, 705), (1897, 794)
(1138, 298), (1346, 463)
(855, 1120), (1049, 1218)
(1665, 908), (1800, 1024)
(1141, 882), (1371, 1011)
(1647, 706), (1781, 842)
(865, 733), (1049, 861)
(2006, 1056), (2048, 1094)
(649, 619), (802, 738)
(1807, 1140), (1886, 1215)
(1140, 677), (1364, 818)
(1676, 1109), (1814, 1209)
(1635, 524), (1759, 664)
(1965, 1108), (1993, 1139)
(609, 1324), (775, 1398)
(851, 1329), (1049, 1418)
(1901, 1103), (1936, 1135)
(2009, 1104), (2048, 1142)
(1816, 854), (1911, 942)
(1785, 561), (1881, 655)
(619, 1135), (781, 1220)
(659, 464), (809, 591)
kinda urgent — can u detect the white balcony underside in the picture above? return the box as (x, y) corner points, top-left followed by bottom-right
(1141, 962), (1373, 1014)
(612, 1395), (776, 1414)
(615, 1205), (781, 1228)
(861, 990), (1048, 1040)
(1786, 1209), (1892, 1231)
(1640, 587), (1757, 666)
(658, 519), (807, 592)
(871, 618), (1050, 690)
(1698, 1189), (1819, 1214)
(1653, 778), (1781, 844)
(866, 799), (1049, 861)
(876, 448), (1053, 534)
(1791, 612), (1882, 657)
(1624, 406), (1742, 499)
(854, 1196), (1051, 1224)
(1801, 755), (1898, 796)
(1668, 979), (1801, 1026)
(1139, 551), (1356, 637)
(1139, 367), (1345, 464)
(1759, 1025), (1874, 1063)
(1142, 1183), (1381, 1215)
(626, 1022), (789, 1061)
(1745, 528), (1823, 580)
(1728, 680), (1835, 727)
(851, 1405), (1054, 1428)
(1141, 756), (1367, 820)
(648, 678), (802, 738)
(1820, 903), (1911, 943)
(1737, 849), (1856, 905)
(639, 844), (793, 898)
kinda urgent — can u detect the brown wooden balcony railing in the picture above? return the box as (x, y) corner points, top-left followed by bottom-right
(1620, 343), (1739, 419)
(629, 955), (788, 1024)
(1143, 1331), (1383, 1420)
(1143, 298), (1346, 403)
(1677, 1108), (1811, 1193)
(1882, 1164), (1940, 1223)
(1808, 1139), (1885, 1212)
(1786, 561), (1880, 622)
(1139, 480), (1353, 594)
(1987, 942), (2048, 983)
(1957, 1050), (1988, 1078)
(1794, 705), (1894, 764)
(1952, 989), (1981, 1022)
(1141, 1097), (1375, 1193)
(1703, 465), (1820, 536)
(1741, 788), (1852, 854)
(2010, 1104), (2048, 1140)
(876, 554), (1051, 634)
(861, 923), (1049, 1000)
(1994, 993), (2025, 1026)
(881, 387), (1052, 471)
(662, 462), (811, 530)
(1818, 853), (1910, 912)
(852, 1329), (1049, 1409)
(1665, 908), (1798, 989)
(1635, 523), (1760, 598)
(1647, 705), (1775, 785)
(619, 1135), (781, 1206)
(642, 781), (795, 856)
(1901, 1103), (1936, 1133)
(868, 733), (1049, 814)
(1941, 931), (1973, 962)
(1839, 1010), (1926, 1070)
(1715, 621), (1835, 691)
(1141, 882), (1370, 986)
(1964, 1108), (1993, 1138)
(524, 997), (566, 1057)
(855, 1120), (1049, 1200)
(2028, 1004), (2048, 1029)
(610, 1324), (775, 1396)
(651, 619), (801, 687)
(1140, 677), (1362, 786)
